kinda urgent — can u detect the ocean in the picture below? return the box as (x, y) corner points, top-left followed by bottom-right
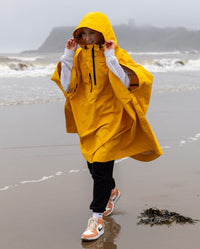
(0, 50), (200, 106)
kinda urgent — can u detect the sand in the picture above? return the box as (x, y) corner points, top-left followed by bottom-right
(0, 90), (200, 249)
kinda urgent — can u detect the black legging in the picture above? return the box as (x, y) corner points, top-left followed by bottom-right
(87, 161), (116, 213)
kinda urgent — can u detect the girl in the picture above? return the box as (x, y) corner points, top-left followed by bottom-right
(51, 12), (162, 241)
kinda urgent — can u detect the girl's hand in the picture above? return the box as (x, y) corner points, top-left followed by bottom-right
(104, 40), (115, 51)
(65, 38), (78, 51)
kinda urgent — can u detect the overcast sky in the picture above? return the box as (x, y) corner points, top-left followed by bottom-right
(0, 0), (199, 53)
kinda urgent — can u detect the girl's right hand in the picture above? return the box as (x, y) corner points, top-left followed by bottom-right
(65, 38), (78, 51)
(104, 40), (115, 51)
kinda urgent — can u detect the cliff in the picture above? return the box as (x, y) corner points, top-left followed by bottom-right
(37, 25), (200, 52)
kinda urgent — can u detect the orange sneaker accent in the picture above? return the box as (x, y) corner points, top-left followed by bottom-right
(81, 217), (104, 241)
(103, 187), (120, 216)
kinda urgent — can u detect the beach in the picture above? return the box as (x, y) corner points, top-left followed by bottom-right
(0, 51), (200, 248)
(0, 89), (200, 249)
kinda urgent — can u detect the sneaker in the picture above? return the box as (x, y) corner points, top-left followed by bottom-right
(81, 217), (104, 241)
(103, 187), (120, 216)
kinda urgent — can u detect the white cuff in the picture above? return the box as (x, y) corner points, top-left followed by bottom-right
(104, 49), (130, 89)
(104, 49), (115, 58)
(61, 48), (75, 62)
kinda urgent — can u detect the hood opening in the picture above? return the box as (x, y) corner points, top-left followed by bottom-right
(74, 27), (105, 46)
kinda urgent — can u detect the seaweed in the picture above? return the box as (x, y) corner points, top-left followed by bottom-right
(137, 208), (199, 226)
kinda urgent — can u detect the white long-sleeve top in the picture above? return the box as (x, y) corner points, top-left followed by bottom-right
(60, 48), (130, 92)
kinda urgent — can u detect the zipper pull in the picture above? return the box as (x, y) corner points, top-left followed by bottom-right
(89, 73), (92, 92)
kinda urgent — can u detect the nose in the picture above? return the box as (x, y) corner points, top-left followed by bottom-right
(84, 34), (90, 42)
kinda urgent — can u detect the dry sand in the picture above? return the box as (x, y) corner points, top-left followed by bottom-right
(0, 91), (200, 249)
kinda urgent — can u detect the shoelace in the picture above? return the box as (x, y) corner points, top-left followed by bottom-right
(87, 218), (98, 231)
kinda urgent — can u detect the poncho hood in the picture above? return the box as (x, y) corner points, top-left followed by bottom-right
(73, 12), (117, 46)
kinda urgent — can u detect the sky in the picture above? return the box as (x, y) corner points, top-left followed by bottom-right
(0, 0), (200, 53)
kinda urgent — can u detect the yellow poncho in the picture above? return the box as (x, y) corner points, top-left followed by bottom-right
(51, 12), (163, 163)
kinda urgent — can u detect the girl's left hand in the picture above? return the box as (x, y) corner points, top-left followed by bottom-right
(104, 40), (115, 51)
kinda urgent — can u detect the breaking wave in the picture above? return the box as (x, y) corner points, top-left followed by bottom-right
(143, 58), (200, 72)
(0, 54), (57, 78)
(0, 61), (56, 78)
(0, 51), (200, 78)
(0, 51), (200, 107)
(129, 50), (200, 72)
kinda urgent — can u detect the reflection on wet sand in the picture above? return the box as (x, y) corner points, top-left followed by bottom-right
(81, 216), (121, 249)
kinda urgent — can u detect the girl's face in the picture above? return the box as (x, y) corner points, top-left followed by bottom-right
(81, 28), (104, 45)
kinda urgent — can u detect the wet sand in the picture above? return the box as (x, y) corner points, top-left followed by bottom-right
(0, 91), (200, 249)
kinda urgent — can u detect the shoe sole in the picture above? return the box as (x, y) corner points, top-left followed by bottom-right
(81, 229), (104, 241)
(103, 191), (121, 217)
